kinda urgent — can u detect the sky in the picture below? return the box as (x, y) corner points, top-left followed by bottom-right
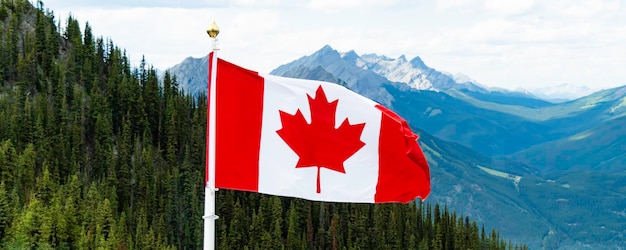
(42, 0), (626, 91)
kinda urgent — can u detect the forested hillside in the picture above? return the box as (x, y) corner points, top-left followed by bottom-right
(0, 0), (525, 249)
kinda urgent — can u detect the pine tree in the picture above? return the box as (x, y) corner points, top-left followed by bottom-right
(227, 200), (248, 249)
(269, 196), (285, 249)
(0, 181), (10, 242)
(0, 140), (15, 186)
(286, 200), (303, 250)
(7, 196), (44, 249)
(60, 175), (81, 249)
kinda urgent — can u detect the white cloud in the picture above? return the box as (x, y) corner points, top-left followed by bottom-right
(231, 10), (280, 36)
(42, 0), (626, 90)
(483, 0), (535, 15)
(550, 0), (621, 18)
(306, 0), (397, 11)
(435, 0), (477, 12)
(232, 0), (284, 8)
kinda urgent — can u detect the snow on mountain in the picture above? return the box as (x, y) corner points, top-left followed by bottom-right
(452, 73), (474, 84)
(479, 86), (539, 99)
(530, 83), (598, 102)
(510, 87), (536, 97)
(351, 52), (435, 90)
(358, 52), (487, 92)
(452, 73), (490, 89)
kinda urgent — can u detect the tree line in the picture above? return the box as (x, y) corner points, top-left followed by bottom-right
(0, 0), (526, 249)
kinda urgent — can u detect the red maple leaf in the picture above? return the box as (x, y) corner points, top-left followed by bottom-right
(277, 85), (366, 193)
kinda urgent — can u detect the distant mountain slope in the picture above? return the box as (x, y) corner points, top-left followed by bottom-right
(448, 85), (626, 122)
(278, 65), (345, 86)
(504, 86), (626, 165)
(168, 56), (208, 95)
(512, 115), (626, 173)
(422, 120), (626, 249)
(384, 86), (556, 156)
(530, 82), (598, 101)
(415, 129), (549, 249)
(457, 89), (554, 108)
(538, 86), (626, 137)
(517, 170), (626, 248)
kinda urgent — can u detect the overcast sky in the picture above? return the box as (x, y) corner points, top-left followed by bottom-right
(42, 0), (626, 91)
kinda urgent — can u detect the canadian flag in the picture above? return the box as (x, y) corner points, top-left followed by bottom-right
(207, 54), (430, 203)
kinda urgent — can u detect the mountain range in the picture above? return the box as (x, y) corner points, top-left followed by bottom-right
(169, 45), (626, 249)
(530, 83), (599, 103)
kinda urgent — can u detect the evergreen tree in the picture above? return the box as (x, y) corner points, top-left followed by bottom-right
(0, 140), (15, 186)
(286, 200), (303, 250)
(0, 181), (10, 243)
(226, 200), (247, 249)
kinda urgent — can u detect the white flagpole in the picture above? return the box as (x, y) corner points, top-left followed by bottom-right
(204, 21), (220, 250)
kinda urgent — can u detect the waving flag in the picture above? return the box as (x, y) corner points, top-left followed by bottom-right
(207, 53), (430, 203)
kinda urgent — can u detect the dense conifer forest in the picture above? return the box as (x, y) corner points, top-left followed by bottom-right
(0, 0), (527, 249)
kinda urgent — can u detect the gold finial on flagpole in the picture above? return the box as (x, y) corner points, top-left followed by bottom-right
(207, 21), (220, 38)
(207, 21), (220, 50)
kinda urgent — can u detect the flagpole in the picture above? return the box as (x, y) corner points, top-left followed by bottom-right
(204, 21), (220, 250)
